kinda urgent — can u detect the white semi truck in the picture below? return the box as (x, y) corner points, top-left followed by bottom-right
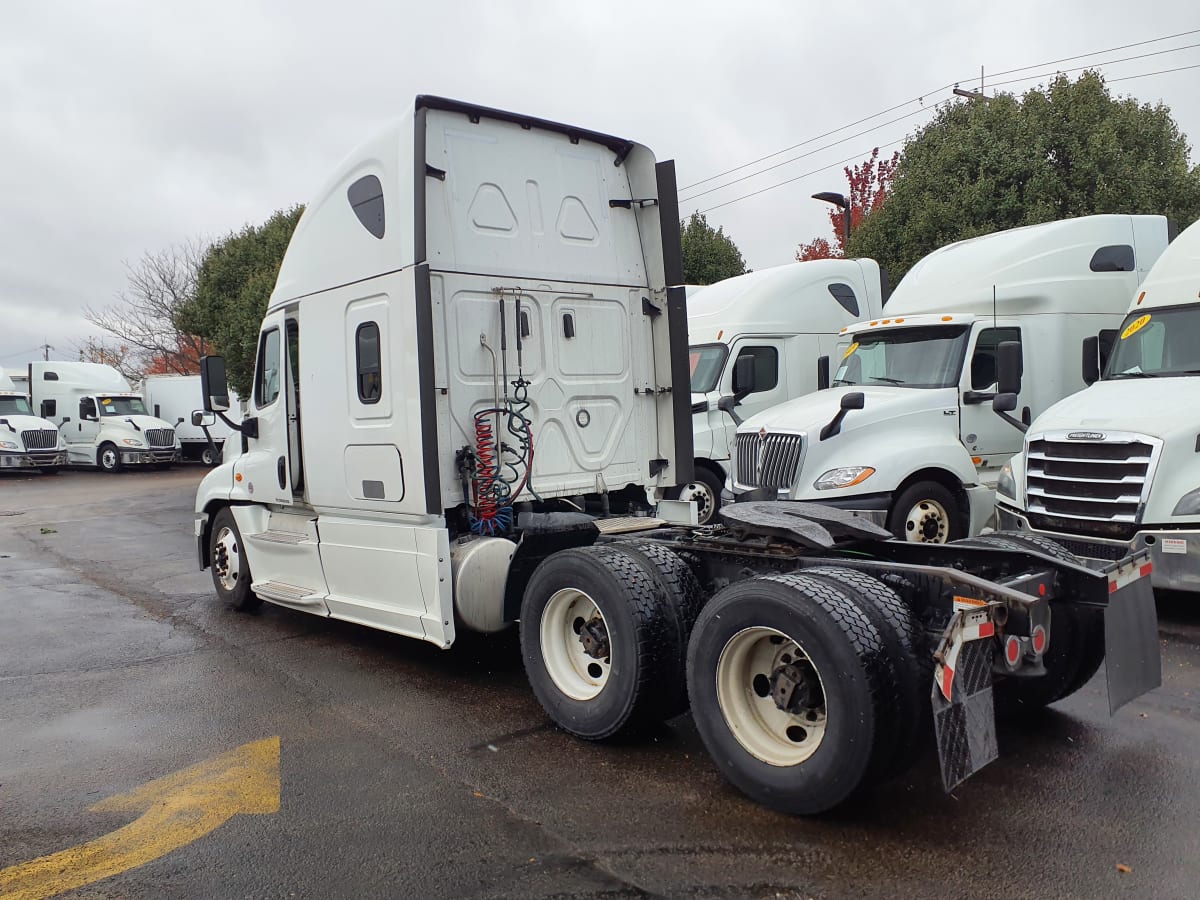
(29, 361), (182, 471)
(679, 259), (885, 524)
(997, 217), (1200, 591)
(142, 374), (243, 466)
(0, 371), (67, 473)
(729, 215), (1170, 543)
(193, 96), (1161, 814)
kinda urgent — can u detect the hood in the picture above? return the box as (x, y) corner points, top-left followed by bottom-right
(0, 414), (60, 434)
(100, 415), (179, 441)
(1030, 377), (1200, 441)
(739, 385), (958, 435)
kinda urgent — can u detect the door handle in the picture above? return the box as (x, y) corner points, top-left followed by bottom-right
(277, 456), (286, 489)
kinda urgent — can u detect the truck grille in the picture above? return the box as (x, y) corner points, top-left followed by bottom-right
(735, 432), (804, 490)
(1024, 432), (1158, 540)
(145, 428), (175, 448)
(21, 429), (58, 450)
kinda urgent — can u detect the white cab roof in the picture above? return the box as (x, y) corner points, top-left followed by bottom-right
(1133, 217), (1200, 312)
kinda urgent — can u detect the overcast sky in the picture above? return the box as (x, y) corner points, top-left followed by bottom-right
(1, 1), (1197, 368)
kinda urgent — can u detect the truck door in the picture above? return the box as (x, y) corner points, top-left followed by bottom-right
(239, 313), (298, 505)
(76, 397), (100, 448)
(959, 326), (1024, 478)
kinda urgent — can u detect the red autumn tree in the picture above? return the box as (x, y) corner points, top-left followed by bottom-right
(796, 147), (900, 260)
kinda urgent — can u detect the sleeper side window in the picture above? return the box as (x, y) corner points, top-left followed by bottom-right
(356, 322), (382, 404)
(256, 328), (281, 408)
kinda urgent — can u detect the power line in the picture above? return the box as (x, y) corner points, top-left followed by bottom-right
(979, 41), (1200, 92)
(1108, 60), (1200, 83)
(0, 346), (43, 362)
(680, 27), (1200, 195)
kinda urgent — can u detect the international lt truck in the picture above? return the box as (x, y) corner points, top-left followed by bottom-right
(29, 361), (182, 470)
(194, 96), (1161, 814)
(679, 259), (885, 524)
(997, 216), (1200, 591)
(0, 370), (67, 473)
(143, 374), (243, 466)
(729, 215), (1170, 543)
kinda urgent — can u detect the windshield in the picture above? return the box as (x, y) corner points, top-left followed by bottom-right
(1105, 304), (1200, 379)
(689, 343), (728, 393)
(833, 325), (970, 389)
(0, 395), (32, 415)
(98, 396), (148, 416)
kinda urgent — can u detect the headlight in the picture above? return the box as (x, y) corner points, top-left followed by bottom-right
(1172, 487), (1200, 516)
(0, 440), (18, 450)
(122, 439), (144, 447)
(814, 466), (875, 490)
(997, 462), (1017, 501)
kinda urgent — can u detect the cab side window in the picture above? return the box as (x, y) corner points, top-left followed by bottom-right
(732, 346), (779, 395)
(970, 327), (1021, 390)
(256, 328), (281, 408)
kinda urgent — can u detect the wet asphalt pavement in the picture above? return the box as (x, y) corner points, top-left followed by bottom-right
(3, 469), (1200, 899)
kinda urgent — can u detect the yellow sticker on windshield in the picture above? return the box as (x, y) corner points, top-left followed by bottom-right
(1121, 314), (1151, 339)
(101, 398), (112, 405)
(842, 342), (860, 359)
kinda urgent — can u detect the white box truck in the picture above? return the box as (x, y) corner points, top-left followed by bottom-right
(729, 215), (1170, 543)
(997, 217), (1200, 590)
(678, 260), (885, 523)
(143, 374), (242, 466)
(0, 370), (67, 472)
(29, 361), (182, 470)
(193, 96), (1162, 814)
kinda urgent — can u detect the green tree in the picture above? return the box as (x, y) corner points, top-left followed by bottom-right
(680, 212), (748, 284)
(849, 72), (1200, 281)
(176, 206), (304, 397)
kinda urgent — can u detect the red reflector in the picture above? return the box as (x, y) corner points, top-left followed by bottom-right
(978, 622), (995, 639)
(1032, 625), (1047, 655)
(1109, 580), (1118, 594)
(1038, 583), (1046, 596)
(942, 666), (954, 699)
(1140, 563), (1153, 578)
(1006, 636), (1021, 665)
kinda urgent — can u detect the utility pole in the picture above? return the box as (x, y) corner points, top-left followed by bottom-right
(39, 341), (53, 361)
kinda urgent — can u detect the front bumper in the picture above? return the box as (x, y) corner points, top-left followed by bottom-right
(998, 502), (1200, 591)
(120, 448), (181, 465)
(0, 450), (68, 469)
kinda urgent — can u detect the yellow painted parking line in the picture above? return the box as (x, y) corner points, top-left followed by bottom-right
(0, 737), (279, 900)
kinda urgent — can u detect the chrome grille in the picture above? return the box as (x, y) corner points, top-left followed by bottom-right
(145, 428), (175, 448)
(735, 432), (804, 490)
(21, 429), (58, 450)
(1025, 432), (1158, 539)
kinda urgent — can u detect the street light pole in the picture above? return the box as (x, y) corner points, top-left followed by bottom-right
(811, 191), (851, 251)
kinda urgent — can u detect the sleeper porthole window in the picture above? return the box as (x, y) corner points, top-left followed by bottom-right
(348, 174), (385, 239)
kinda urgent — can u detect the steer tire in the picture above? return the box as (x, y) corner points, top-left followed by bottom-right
(686, 573), (890, 815)
(888, 480), (963, 543)
(668, 466), (724, 526)
(803, 566), (927, 780)
(209, 507), (261, 612)
(520, 545), (686, 740)
(98, 442), (121, 473)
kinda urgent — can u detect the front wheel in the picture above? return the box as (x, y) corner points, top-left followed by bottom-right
(686, 573), (892, 815)
(669, 466), (724, 525)
(209, 507), (261, 612)
(39, 466), (61, 476)
(201, 446), (221, 467)
(98, 443), (121, 473)
(888, 480), (963, 543)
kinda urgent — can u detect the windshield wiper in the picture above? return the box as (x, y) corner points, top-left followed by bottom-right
(869, 376), (905, 385)
(831, 379), (857, 387)
(1108, 371), (1155, 379)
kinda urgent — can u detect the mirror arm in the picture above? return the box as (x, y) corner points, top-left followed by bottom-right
(995, 410), (1029, 434)
(215, 410), (243, 433)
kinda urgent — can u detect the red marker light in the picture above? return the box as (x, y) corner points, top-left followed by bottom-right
(1005, 635), (1022, 666)
(1032, 625), (1048, 656)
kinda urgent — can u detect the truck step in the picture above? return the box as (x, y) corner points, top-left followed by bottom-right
(253, 529), (311, 545)
(252, 581), (324, 606)
(595, 516), (666, 535)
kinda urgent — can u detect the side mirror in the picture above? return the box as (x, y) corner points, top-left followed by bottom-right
(840, 391), (865, 411)
(816, 356), (830, 391)
(820, 391), (865, 441)
(175, 417), (185, 426)
(61, 416), (71, 424)
(732, 354), (757, 400)
(191, 411), (205, 426)
(200, 356), (231, 413)
(992, 392), (1018, 413)
(716, 394), (743, 426)
(996, 341), (1023, 395)
(1081, 335), (1100, 386)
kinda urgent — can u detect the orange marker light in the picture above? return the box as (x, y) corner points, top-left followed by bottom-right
(882, 319), (891, 325)
(717, 329), (723, 340)
(972, 456), (983, 466)
(235, 473), (243, 482)
(941, 315), (953, 321)
(1136, 291), (1146, 306)
(869, 321), (878, 326)
(895, 318), (905, 323)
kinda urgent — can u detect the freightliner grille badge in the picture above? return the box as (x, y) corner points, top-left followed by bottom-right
(1067, 431), (1105, 440)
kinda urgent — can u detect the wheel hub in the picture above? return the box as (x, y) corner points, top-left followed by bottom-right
(577, 615), (610, 660)
(770, 660), (822, 714)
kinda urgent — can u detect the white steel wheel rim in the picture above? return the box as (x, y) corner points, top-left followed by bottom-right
(679, 481), (717, 525)
(540, 588), (611, 701)
(904, 498), (950, 543)
(214, 525), (241, 592)
(715, 626), (828, 767)
(101, 448), (117, 469)
(202, 448), (216, 465)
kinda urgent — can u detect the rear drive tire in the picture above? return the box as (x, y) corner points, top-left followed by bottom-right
(686, 573), (890, 815)
(520, 545), (687, 739)
(669, 466), (724, 526)
(888, 481), (962, 543)
(98, 443), (121, 473)
(209, 507), (261, 612)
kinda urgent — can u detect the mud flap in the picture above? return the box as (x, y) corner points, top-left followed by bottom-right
(932, 609), (999, 791)
(1104, 558), (1161, 714)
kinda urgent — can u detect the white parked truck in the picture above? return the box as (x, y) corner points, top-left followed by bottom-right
(143, 373), (242, 466)
(997, 216), (1200, 591)
(194, 97), (1162, 815)
(729, 215), (1171, 543)
(679, 260), (885, 523)
(0, 371), (67, 473)
(29, 361), (182, 470)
